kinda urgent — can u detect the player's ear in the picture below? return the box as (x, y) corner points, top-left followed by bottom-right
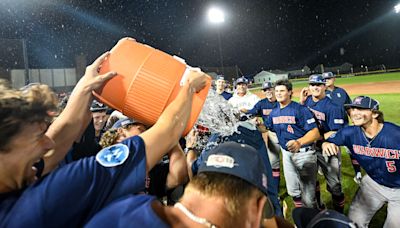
(372, 111), (379, 119)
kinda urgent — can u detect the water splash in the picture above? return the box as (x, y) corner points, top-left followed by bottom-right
(196, 89), (240, 136)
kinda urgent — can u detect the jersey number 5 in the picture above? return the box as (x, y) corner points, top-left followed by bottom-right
(386, 161), (397, 173)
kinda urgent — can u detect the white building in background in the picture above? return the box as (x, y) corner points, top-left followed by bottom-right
(253, 70), (288, 84)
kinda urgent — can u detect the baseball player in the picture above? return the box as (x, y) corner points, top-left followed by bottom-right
(300, 75), (347, 212)
(323, 72), (362, 184)
(215, 75), (232, 100)
(323, 96), (400, 227)
(265, 79), (320, 208)
(241, 81), (281, 195)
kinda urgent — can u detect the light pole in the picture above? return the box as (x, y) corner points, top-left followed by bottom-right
(207, 7), (225, 75)
(395, 3), (400, 13)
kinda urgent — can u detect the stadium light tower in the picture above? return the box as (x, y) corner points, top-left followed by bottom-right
(395, 3), (400, 13)
(207, 7), (225, 74)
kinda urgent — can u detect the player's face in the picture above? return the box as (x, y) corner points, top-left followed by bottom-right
(0, 122), (55, 191)
(275, 85), (292, 103)
(236, 83), (248, 96)
(309, 83), (326, 98)
(92, 111), (108, 131)
(348, 108), (375, 126)
(215, 79), (226, 91)
(263, 88), (275, 100)
(116, 124), (147, 143)
(325, 78), (335, 87)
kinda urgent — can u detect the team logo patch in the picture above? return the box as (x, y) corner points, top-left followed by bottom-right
(96, 144), (129, 167)
(329, 133), (337, 139)
(354, 97), (363, 104)
(307, 118), (316, 124)
(334, 119), (344, 124)
(206, 154), (235, 168)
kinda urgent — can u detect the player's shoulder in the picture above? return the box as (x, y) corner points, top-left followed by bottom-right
(383, 122), (400, 130)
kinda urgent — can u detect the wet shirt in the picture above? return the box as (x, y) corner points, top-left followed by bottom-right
(229, 92), (261, 130)
(0, 136), (147, 228)
(220, 91), (233, 100)
(327, 122), (400, 188)
(246, 98), (278, 123)
(266, 101), (318, 150)
(85, 194), (168, 228)
(304, 96), (347, 134)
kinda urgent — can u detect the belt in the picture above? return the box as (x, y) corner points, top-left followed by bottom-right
(299, 146), (313, 153)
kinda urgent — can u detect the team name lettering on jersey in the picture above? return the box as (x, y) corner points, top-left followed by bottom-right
(309, 108), (326, 121)
(272, 116), (296, 124)
(353, 145), (400, 160)
(263, 109), (272, 116)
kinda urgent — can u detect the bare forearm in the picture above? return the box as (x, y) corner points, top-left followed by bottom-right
(166, 145), (189, 188)
(297, 128), (320, 146)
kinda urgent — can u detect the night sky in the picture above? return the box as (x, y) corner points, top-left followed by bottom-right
(0, 0), (399, 75)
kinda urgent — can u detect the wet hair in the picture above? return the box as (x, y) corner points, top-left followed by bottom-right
(0, 80), (58, 151)
(99, 122), (144, 148)
(275, 79), (293, 91)
(184, 172), (263, 226)
(373, 110), (384, 123)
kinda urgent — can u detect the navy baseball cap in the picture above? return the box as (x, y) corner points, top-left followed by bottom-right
(344, 96), (379, 111)
(90, 100), (108, 112)
(112, 118), (144, 129)
(308, 74), (326, 84)
(198, 142), (274, 218)
(322, 72), (335, 79)
(235, 77), (249, 85)
(293, 208), (357, 228)
(262, 82), (274, 90)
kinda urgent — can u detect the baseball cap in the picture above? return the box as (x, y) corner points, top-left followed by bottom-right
(235, 77), (249, 85)
(198, 142), (274, 218)
(90, 100), (108, 112)
(344, 96), (379, 110)
(322, 72), (335, 79)
(292, 208), (357, 228)
(112, 118), (143, 129)
(262, 82), (274, 90)
(216, 75), (225, 81)
(308, 74), (326, 84)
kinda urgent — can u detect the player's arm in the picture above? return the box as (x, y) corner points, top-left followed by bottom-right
(287, 127), (320, 152)
(139, 70), (208, 172)
(166, 144), (189, 189)
(44, 52), (116, 175)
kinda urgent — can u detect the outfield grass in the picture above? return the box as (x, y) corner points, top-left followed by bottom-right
(290, 72), (400, 89)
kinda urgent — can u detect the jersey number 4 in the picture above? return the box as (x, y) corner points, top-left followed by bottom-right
(386, 161), (397, 173)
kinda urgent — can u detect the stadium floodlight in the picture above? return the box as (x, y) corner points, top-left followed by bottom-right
(208, 7), (225, 24)
(395, 3), (400, 13)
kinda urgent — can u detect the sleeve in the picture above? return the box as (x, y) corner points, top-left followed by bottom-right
(344, 91), (352, 105)
(327, 105), (346, 131)
(12, 136), (147, 227)
(325, 128), (347, 146)
(298, 106), (318, 132)
(247, 100), (262, 116)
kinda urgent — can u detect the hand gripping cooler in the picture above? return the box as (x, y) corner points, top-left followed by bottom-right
(94, 38), (211, 135)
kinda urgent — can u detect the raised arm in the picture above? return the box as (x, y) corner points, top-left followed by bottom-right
(43, 52), (116, 174)
(140, 70), (208, 172)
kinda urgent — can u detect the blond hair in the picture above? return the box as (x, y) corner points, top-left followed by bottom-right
(0, 80), (58, 151)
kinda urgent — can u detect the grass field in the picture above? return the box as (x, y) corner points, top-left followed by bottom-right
(291, 72), (400, 88)
(270, 73), (400, 226)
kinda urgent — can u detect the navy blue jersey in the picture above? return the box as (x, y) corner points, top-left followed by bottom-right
(0, 136), (147, 227)
(304, 96), (347, 134)
(86, 194), (168, 228)
(327, 122), (400, 188)
(266, 101), (318, 150)
(247, 98), (278, 123)
(326, 87), (351, 106)
(220, 91), (233, 100)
